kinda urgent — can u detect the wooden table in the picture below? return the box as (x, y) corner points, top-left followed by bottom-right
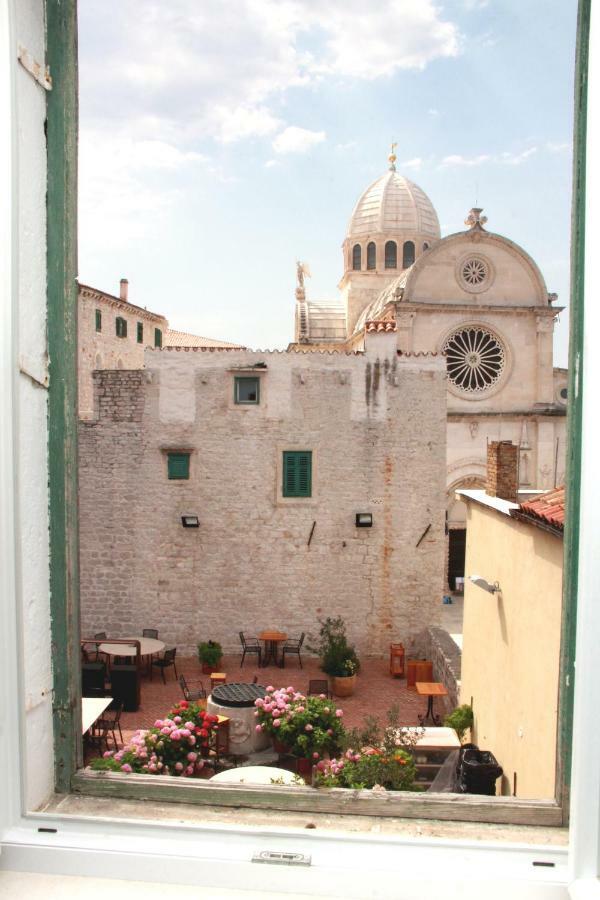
(416, 681), (448, 726)
(258, 631), (288, 667)
(81, 696), (112, 735)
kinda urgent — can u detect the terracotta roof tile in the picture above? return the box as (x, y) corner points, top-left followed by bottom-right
(365, 320), (397, 333)
(515, 485), (565, 533)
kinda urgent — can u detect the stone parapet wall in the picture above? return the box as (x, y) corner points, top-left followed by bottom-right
(412, 626), (461, 708)
(79, 343), (447, 656)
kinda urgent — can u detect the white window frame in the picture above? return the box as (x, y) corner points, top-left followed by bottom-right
(1, 0), (599, 895)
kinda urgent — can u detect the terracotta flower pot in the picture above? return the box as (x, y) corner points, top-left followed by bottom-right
(331, 674), (356, 697)
(295, 757), (313, 783)
(272, 737), (289, 754)
(202, 660), (221, 674)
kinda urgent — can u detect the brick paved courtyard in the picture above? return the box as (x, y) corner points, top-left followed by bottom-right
(115, 653), (453, 745)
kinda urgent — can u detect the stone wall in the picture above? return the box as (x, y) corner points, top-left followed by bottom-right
(78, 284), (167, 420)
(79, 335), (447, 656)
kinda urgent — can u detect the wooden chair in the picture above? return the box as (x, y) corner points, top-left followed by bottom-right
(152, 647), (178, 684)
(179, 674), (207, 702)
(281, 632), (305, 669)
(307, 679), (330, 698)
(239, 632), (261, 668)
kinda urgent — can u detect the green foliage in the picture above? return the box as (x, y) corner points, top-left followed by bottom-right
(315, 747), (418, 791)
(254, 686), (346, 761)
(443, 704), (474, 742)
(341, 703), (424, 756)
(309, 616), (360, 678)
(197, 640), (223, 667)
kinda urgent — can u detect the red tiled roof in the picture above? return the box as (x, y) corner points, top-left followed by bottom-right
(515, 486), (565, 533)
(365, 321), (397, 333)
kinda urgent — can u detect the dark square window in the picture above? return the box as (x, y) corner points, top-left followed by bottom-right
(283, 451), (312, 497)
(234, 376), (260, 404)
(167, 452), (190, 480)
(116, 316), (127, 338)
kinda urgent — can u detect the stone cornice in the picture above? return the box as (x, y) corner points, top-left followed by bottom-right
(78, 283), (166, 324)
(448, 408), (567, 419)
(398, 301), (563, 316)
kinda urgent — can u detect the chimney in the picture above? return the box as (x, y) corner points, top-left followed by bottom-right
(119, 278), (129, 302)
(486, 441), (519, 503)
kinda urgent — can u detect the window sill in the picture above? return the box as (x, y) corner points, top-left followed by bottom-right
(70, 769), (563, 828)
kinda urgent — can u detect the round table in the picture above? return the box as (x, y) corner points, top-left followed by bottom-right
(210, 766), (301, 786)
(258, 631), (287, 667)
(98, 637), (165, 657)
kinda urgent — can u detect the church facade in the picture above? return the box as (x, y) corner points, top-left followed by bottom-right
(292, 156), (567, 588)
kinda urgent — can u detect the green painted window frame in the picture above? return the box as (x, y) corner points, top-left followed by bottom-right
(115, 316), (127, 338)
(154, 327), (162, 348)
(234, 376), (260, 405)
(95, 309), (102, 332)
(167, 452), (190, 480)
(137, 322), (143, 343)
(44, 0), (588, 825)
(282, 450), (312, 497)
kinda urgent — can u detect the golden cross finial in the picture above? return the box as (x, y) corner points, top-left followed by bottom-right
(388, 142), (397, 171)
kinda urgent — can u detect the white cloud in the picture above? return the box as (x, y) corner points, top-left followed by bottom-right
(439, 153), (492, 168)
(401, 157), (423, 170)
(428, 108), (440, 117)
(500, 147), (538, 165)
(273, 126), (326, 154)
(546, 141), (571, 154)
(264, 159), (281, 169)
(211, 105), (282, 144)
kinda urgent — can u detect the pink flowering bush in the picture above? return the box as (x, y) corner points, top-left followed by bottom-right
(314, 746), (417, 791)
(89, 700), (218, 778)
(254, 686), (345, 761)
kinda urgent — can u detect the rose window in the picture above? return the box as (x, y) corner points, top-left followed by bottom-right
(461, 257), (488, 286)
(443, 327), (505, 392)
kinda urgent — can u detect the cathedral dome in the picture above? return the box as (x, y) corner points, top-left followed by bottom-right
(346, 171), (440, 240)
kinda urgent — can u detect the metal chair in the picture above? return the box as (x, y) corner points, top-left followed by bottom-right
(281, 632), (305, 669)
(92, 631), (107, 663)
(152, 647), (178, 684)
(142, 628), (158, 639)
(239, 632), (262, 668)
(308, 678), (330, 698)
(94, 701), (124, 750)
(179, 674), (207, 702)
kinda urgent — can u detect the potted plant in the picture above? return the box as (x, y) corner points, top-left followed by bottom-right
(310, 617), (360, 697)
(443, 704), (474, 743)
(197, 640), (223, 674)
(254, 685), (346, 780)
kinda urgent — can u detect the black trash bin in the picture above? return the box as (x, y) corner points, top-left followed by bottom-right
(110, 664), (140, 712)
(81, 662), (106, 697)
(460, 748), (503, 795)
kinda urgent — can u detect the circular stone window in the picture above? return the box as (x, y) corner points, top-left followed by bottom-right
(443, 327), (505, 393)
(457, 254), (493, 293)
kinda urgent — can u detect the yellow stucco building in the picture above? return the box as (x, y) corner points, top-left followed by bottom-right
(458, 484), (564, 800)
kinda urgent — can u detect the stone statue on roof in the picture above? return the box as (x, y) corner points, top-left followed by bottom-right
(296, 260), (311, 289)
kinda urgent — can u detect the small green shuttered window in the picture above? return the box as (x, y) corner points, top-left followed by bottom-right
(167, 452), (190, 480)
(116, 316), (127, 338)
(137, 322), (143, 343)
(154, 328), (162, 348)
(283, 451), (312, 497)
(95, 309), (102, 332)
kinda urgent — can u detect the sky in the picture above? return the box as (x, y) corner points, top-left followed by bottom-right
(78, 0), (577, 365)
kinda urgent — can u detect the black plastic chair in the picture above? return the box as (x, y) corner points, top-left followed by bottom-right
(307, 678), (330, 698)
(152, 647), (178, 684)
(179, 674), (207, 702)
(142, 628), (158, 639)
(239, 632), (262, 668)
(82, 662), (106, 697)
(281, 632), (305, 669)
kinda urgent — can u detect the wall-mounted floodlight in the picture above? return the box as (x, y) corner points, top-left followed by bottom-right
(355, 513), (373, 528)
(181, 515), (200, 528)
(468, 575), (500, 594)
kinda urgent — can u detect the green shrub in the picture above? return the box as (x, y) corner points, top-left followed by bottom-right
(443, 704), (474, 742)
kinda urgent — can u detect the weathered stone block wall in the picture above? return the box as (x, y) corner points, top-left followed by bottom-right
(79, 339), (447, 656)
(78, 286), (168, 420)
(486, 440), (519, 502)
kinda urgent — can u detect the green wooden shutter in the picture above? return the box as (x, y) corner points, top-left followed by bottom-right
(116, 316), (127, 337)
(167, 452), (190, 480)
(137, 322), (143, 343)
(95, 309), (102, 332)
(154, 328), (162, 348)
(283, 451), (312, 497)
